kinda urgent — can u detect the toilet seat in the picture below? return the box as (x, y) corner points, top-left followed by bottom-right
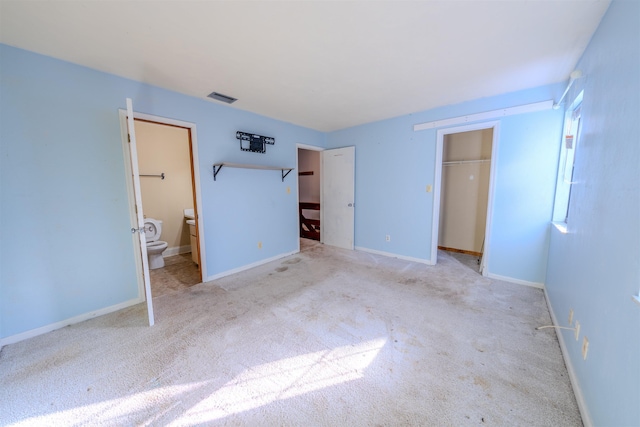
(144, 218), (162, 242)
(146, 240), (167, 249)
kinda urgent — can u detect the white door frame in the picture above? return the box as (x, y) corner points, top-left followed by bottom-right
(119, 110), (207, 294)
(296, 143), (324, 253)
(431, 121), (500, 275)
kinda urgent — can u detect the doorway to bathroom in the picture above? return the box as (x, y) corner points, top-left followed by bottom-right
(121, 109), (206, 308)
(133, 119), (202, 297)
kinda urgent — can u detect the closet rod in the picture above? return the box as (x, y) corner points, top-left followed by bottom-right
(140, 173), (165, 180)
(443, 159), (491, 166)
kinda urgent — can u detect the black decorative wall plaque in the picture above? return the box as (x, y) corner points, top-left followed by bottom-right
(236, 131), (275, 153)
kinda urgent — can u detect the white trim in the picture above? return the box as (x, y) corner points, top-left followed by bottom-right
(543, 289), (593, 427)
(355, 246), (432, 265)
(296, 143), (324, 253)
(0, 297), (144, 347)
(552, 221), (569, 234)
(204, 250), (299, 282)
(163, 245), (192, 257)
(414, 100), (553, 131)
(486, 272), (544, 289)
(431, 121), (500, 273)
(295, 143), (324, 151)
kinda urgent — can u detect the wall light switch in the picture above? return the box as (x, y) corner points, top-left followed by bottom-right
(426, 185), (432, 193)
(286, 186), (291, 194)
(257, 241), (262, 249)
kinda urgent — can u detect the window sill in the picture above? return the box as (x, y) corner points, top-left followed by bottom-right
(552, 221), (568, 234)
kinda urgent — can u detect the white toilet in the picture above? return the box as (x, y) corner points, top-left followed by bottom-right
(144, 218), (168, 269)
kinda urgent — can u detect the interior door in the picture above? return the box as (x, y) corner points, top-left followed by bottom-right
(126, 98), (155, 326)
(321, 146), (355, 249)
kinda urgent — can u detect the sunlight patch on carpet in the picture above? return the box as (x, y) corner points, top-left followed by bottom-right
(172, 337), (387, 424)
(9, 383), (205, 427)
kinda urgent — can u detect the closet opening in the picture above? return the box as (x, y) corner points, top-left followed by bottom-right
(431, 122), (499, 274)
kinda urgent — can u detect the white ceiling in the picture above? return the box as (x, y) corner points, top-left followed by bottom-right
(0, 0), (610, 132)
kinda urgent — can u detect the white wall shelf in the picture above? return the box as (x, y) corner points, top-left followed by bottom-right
(213, 162), (294, 182)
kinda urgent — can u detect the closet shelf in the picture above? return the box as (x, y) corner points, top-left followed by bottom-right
(443, 159), (491, 166)
(213, 162), (294, 182)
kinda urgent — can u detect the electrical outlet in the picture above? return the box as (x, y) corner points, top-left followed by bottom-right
(385, 235), (391, 242)
(257, 241), (262, 249)
(574, 320), (580, 340)
(582, 336), (589, 360)
(568, 308), (574, 326)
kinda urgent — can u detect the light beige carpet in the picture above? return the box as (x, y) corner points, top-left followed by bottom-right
(0, 240), (581, 426)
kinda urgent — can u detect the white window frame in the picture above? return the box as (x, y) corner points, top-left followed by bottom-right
(552, 91), (584, 225)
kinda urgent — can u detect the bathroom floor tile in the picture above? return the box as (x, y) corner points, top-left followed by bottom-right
(149, 253), (201, 298)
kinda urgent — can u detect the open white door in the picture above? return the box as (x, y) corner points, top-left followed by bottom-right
(126, 98), (155, 326)
(321, 146), (355, 249)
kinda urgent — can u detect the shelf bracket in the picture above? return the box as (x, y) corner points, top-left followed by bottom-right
(282, 169), (292, 182)
(213, 164), (223, 181)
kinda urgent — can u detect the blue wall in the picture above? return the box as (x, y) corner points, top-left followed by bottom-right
(327, 85), (564, 284)
(0, 45), (324, 339)
(0, 43), (566, 340)
(545, 0), (640, 425)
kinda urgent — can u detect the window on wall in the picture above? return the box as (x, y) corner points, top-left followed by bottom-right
(563, 103), (582, 221)
(552, 91), (584, 224)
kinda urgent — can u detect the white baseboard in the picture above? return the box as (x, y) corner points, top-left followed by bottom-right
(204, 249), (300, 282)
(354, 246), (432, 265)
(164, 245), (191, 257)
(543, 289), (592, 427)
(485, 272), (544, 289)
(0, 296), (144, 347)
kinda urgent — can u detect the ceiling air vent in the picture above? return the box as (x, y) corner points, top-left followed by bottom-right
(207, 91), (237, 104)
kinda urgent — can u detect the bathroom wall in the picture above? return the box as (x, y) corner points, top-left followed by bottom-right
(135, 120), (193, 255)
(438, 129), (492, 253)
